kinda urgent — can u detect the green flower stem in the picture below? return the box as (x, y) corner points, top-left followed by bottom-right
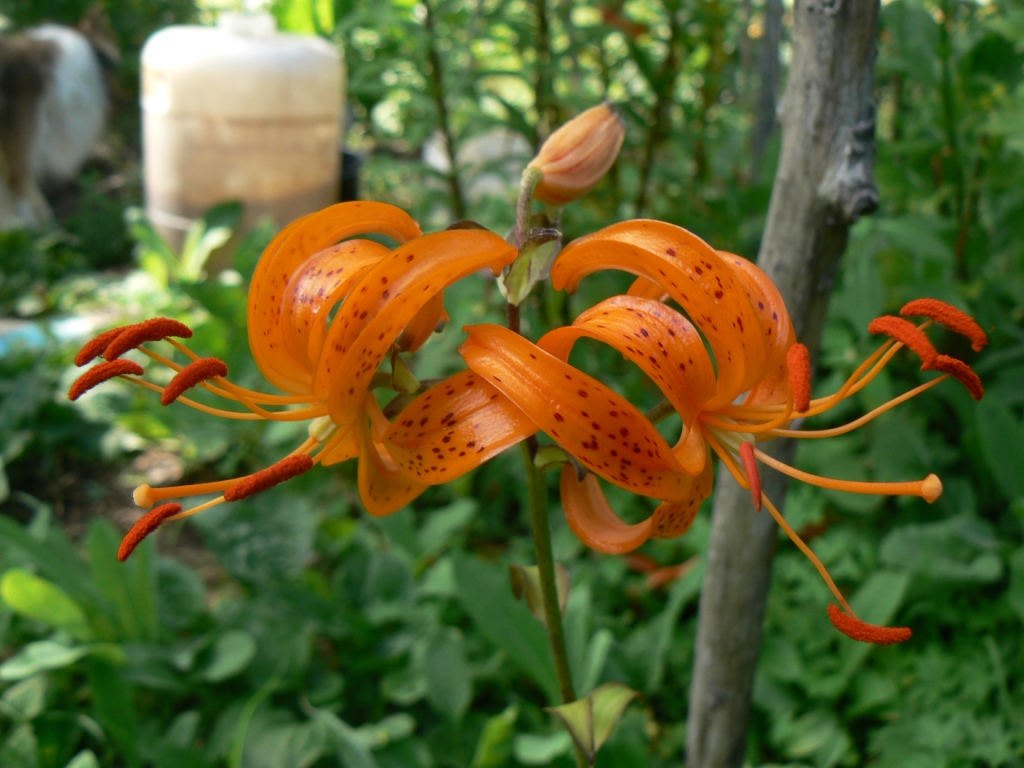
(519, 441), (587, 768)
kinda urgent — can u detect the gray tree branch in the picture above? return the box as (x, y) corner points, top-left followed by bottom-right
(685, 0), (881, 765)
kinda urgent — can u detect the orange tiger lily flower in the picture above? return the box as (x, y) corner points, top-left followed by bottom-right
(69, 202), (520, 558)
(461, 219), (987, 644)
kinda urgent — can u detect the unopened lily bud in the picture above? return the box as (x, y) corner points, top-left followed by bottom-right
(527, 103), (626, 206)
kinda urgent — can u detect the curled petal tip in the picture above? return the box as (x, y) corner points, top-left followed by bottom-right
(921, 474), (942, 503)
(827, 604), (912, 644)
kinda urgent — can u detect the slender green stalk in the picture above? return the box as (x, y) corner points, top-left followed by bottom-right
(519, 441), (586, 768)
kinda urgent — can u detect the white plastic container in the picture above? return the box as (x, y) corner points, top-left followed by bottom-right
(141, 13), (343, 261)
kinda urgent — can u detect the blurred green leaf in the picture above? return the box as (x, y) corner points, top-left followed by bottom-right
(0, 569), (90, 640)
(471, 704), (518, 768)
(198, 630), (258, 683)
(424, 628), (472, 721)
(975, 397), (1024, 501)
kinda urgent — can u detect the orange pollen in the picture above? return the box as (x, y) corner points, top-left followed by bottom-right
(69, 360), (144, 401)
(104, 317), (193, 360)
(161, 357), (230, 406)
(786, 343), (811, 413)
(900, 298), (988, 352)
(223, 454), (314, 502)
(739, 442), (762, 512)
(867, 315), (938, 366)
(827, 604), (912, 645)
(926, 354), (984, 401)
(75, 326), (131, 366)
(118, 503), (182, 561)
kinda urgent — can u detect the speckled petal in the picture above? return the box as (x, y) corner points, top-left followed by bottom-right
(384, 370), (537, 484)
(461, 324), (698, 502)
(248, 202), (422, 394)
(317, 229), (516, 426)
(552, 220), (767, 408)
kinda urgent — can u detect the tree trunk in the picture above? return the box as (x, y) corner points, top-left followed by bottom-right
(685, 1), (881, 766)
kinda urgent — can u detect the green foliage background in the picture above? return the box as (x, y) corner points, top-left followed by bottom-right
(0, 0), (1022, 766)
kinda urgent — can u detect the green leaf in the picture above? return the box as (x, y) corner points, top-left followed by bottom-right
(198, 630), (258, 682)
(308, 709), (380, 768)
(508, 563), (570, 626)
(0, 642), (91, 680)
(513, 731), (572, 765)
(86, 519), (159, 642)
(424, 629), (472, 722)
(1, 677), (46, 721)
(471, 704), (518, 768)
(453, 554), (558, 702)
(0, 723), (38, 768)
(833, 571), (912, 693)
(975, 397), (1024, 501)
(86, 657), (140, 768)
(0, 569), (90, 640)
(65, 751), (100, 768)
(547, 683), (638, 764)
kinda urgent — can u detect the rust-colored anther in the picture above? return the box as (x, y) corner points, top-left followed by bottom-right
(118, 503), (182, 561)
(900, 298), (988, 352)
(926, 354), (985, 401)
(75, 326), (131, 366)
(161, 357), (229, 406)
(827, 604), (912, 645)
(867, 315), (938, 367)
(786, 343), (811, 413)
(223, 454), (314, 502)
(104, 317), (193, 360)
(739, 441), (762, 512)
(68, 360), (144, 401)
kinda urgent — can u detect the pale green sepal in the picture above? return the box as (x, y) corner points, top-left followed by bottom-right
(391, 350), (421, 394)
(500, 229), (561, 306)
(546, 682), (638, 765)
(508, 563), (570, 626)
(534, 444), (572, 473)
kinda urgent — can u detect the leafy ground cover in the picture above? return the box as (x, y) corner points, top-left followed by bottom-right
(1, 0), (1023, 766)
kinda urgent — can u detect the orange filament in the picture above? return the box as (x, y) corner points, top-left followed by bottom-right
(104, 318), (193, 360)
(927, 354), (984, 400)
(118, 503), (182, 561)
(223, 454), (314, 502)
(69, 360), (144, 400)
(900, 298), (988, 352)
(786, 343), (811, 413)
(161, 358), (229, 406)
(739, 442), (762, 512)
(867, 316), (937, 367)
(76, 326), (131, 366)
(753, 446), (942, 502)
(827, 604), (912, 645)
(769, 376), (947, 439)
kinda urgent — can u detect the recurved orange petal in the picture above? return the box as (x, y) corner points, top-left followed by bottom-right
(560, 457), (712, 553)
(280, 239), (391, 371)
(318, 229), (516, 426)
(460, 324), (697, 502)
(384, 370), (537, 484)
(357, 413), (429, 517)
(539, 295), (716, 429)
(552, 220), (767, 408)
(248, 202), (422, 394)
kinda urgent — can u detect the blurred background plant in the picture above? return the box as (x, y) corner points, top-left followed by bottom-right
(0, 0), (1022, 766)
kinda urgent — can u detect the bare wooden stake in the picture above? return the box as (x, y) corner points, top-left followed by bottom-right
(686, 0), (882, 766)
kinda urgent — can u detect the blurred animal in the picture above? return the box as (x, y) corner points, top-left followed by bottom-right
(0, 8), (118, 229)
